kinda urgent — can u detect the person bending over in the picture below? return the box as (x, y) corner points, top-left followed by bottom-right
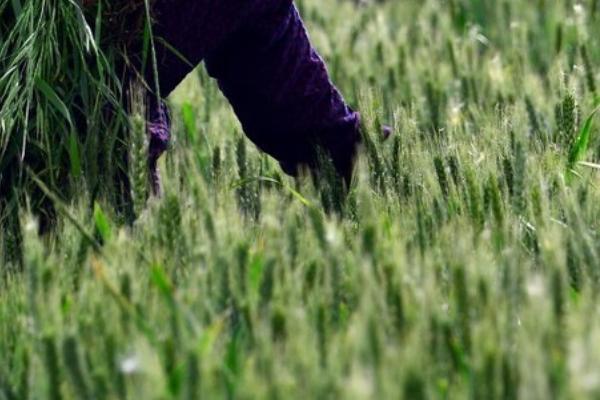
(121, 0), (362, 194)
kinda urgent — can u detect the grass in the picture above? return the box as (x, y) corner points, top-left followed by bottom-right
(0, 0), (152, 253)
(3, 0), (600, 398)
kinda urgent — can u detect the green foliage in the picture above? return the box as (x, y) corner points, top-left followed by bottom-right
(3, 0), (600, 398)
(568, 106), (600, 170)
(0, 0), (147, 236)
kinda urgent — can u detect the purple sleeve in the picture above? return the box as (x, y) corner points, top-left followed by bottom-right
(204, 2), (361, 179)
(147, 100), (170, 194)
(147, 0), (361, 182)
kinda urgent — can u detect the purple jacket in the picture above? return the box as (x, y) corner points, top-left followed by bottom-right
(143, 0), (361, 192)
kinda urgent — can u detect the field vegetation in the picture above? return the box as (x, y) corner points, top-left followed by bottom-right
(3, 0), (600, 398)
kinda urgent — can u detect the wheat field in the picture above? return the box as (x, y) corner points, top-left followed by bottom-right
(2, 0), (600, 398)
